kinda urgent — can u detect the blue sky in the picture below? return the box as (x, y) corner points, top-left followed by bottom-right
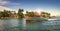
(0, 0), (60, 16)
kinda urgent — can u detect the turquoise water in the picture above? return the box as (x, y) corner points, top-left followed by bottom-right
(0, 18), (26, 31)
(0, 18), (60, 31)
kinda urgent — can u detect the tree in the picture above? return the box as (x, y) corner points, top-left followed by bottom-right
(18, 9), (24, 18)
(26, 11), (34, 17)
(3, 10), (11, 17)
(41, 12), (50, 18)
(0, 12), (3, 18)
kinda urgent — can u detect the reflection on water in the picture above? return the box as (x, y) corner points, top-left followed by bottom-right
(26, 19), (60, 31)
(0, 18), (60, 31)
(0, 18), (26, 31)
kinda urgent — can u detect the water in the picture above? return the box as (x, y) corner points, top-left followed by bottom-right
(0, 18), (26, 31)
(0, 18), (60, 31)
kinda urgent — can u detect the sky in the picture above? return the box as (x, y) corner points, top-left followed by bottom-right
(0, 0), (60, 16)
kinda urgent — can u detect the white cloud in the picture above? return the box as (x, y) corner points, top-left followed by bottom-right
(8, 3), (20, 6)
(0, 0), (20, 5)
(0, 0), (10, 5)
(0, 6), (13, 11)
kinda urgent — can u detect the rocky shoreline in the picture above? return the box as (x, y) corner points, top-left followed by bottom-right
(26, 17), (48, 22)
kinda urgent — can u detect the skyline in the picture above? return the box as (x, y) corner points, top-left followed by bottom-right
(0, 0), (60, 16)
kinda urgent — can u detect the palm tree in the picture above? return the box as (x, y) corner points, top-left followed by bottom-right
(18, 9), (24, 18)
